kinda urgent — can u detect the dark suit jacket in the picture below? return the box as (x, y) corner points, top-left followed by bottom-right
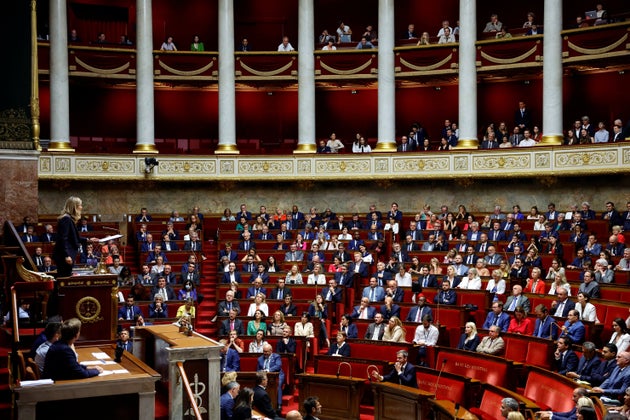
(222, 272), (243, 283)
(383, 363), (418, 388)
(434, 290), (457, 305)
(53, 215), (87, 268)
(553, 299), (576, 317)
(253, 385), (277, 418)
(348, 261), (369, 278)
(334, 271), (354, 288)
(514, 108), (532, 129)
(406, 305), (433, 323)
(574, 355), (602, 379)
(365, 322), (386, 340)
(118, 304), (143, 320)
(220, 348), (240, 372)
(533, 315), (559, 340)
(328, 341), (351, 356)
(269, 287), (292, 300)
(42, 341), (100, 380)
(217, 300), (241, 316)
(150, 286), (176, 301)
(380, 304), (401, 320)
(219, 249), (238, 261)
(351, 306), (376, 320)
(220, 318), (244, 336)
(457, 334), (481, 351)
(556, 350), (579, 375)
(321, 287), (343, 303)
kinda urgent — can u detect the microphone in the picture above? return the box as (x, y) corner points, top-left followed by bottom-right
(337, 363), (341, 378)
(434, 358), (448, 397)
(436, 291), (441, 327)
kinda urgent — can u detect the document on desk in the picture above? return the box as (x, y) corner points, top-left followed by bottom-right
(99, 369), (129, 376)
(83, 360), (117, 366)
(92, 352), (111, 360)
(19, 379), (54, 387)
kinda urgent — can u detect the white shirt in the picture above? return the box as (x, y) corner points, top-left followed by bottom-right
(413, 324), (439, 346)
(519, 138), (537, 147)
(278, 42), (294, 52)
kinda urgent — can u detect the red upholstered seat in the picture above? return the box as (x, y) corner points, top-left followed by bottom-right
(523, 369), (575, 412)
(469, 389), (506, 420)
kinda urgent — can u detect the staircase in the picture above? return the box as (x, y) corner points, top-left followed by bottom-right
(0, 346), (11, 419)
(195, 223), (218, 337)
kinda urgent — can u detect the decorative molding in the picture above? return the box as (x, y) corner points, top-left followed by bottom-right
(37, 145), (630, 181)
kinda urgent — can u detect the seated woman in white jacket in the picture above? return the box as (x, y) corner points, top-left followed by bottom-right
(574, 291), (599, 323)
(609, 317), (630, 353)
(458, 267), (482, 290)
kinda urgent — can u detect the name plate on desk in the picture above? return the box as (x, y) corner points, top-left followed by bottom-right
(58, 276), (117, 287)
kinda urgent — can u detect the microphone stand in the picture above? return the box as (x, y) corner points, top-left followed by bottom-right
(434, 358), (448, 397)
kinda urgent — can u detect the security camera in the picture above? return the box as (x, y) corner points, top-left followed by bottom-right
(144, 157), (159, 174)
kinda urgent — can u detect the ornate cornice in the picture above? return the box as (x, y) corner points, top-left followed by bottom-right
(38, 144), (630, 182)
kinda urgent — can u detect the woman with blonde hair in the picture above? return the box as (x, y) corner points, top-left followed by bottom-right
(247, 293), (269, 317)
(269, 310), (288, 336)
(548, 273), (571, 296)
(285, 264), (303, 284)
(486, 269), (507, 299)
(383, 316), (406, 342)
(457, 322), (480, 351)
(430, 257), (443, 275)
(54, 196), (98, 277)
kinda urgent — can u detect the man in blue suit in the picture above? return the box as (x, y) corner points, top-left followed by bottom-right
(118, 295), (144, 321)
(258, 343), (285, 407)
(334, 265), (354, 288)
(560, 310), (586, 344)
(566, 341), (601, 382)
(434, 279), (457, 305)
(362, 277), (385, 302)
(351, 297), (376, 320)
(592, 351), (630, 400)
(42, 318), (103, 380)
(533, 304), (559, 340)
(406, 294), (433, 323)
(220, 381), (240, 420)
(349, 252), (369, 278)
(482, 301), (511, 332)
(372, 350), (418, 388)
(538, 388), (589, 420)
(416, 265), (438, 289)
(219, 340), (241, 372)
(554, 337), (579, 375)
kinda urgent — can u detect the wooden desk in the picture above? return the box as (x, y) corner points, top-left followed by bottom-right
(13, 345), (160, 420)
(133, 324), (221, 420)
(371, 381), (433, 420)
(296, 374), (365, 420)
(432, 399), (479, 420)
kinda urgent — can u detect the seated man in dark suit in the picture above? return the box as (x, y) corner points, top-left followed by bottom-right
(116, 328), (133, 352)
(371, 350), (418, 388)
(219, 309), (244, 336)
(566, 341), (601, 382)
(42, 318), (103, 380)
(554, 336), (579, 375)
(118, 295), (144, 321)
(334, 264), (354, 288)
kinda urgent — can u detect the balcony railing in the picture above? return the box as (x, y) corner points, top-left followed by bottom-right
(36, 21), (630, 82)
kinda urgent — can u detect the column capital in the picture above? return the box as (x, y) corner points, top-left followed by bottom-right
(215, 144), (240, 155)
(133, 143), (158, 154)
(48, 141), (75, 152)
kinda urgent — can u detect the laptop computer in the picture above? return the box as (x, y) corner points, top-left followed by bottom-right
(585, 10), (597, 19)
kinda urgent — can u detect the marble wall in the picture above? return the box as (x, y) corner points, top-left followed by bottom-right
(37, 176), (629, 221)
(0, 151), (39, 229)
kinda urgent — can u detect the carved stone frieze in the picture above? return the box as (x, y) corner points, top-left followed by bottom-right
(472, 154), (530, 170)
(159, 160), (215, 174)
(238, 160), (292, 174)
(75, 158), (134, 173)
(555, 150), (617, 167)
(315, 159), (370, 173)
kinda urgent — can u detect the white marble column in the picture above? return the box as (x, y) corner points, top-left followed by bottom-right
(133, 0), (157, 154)
(540, 0), (563, 145)
(48, 0), (73, 152)
(374, 0), (396, 152)
(294, 0), (316, 153)
(215, 0), (238, 154)
(456, 0), (479, 149)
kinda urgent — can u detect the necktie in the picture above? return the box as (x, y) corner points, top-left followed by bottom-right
(422, 277), (428, 287)
(230, 320), (235, 330)
(278, 289), (283, 300)
(556, 301), (565, 317)
(508, 297), (517, 311)
(227, 303), (231, 311)
(415, 307), (422, 322)
(370, 288), (375, 301)
(128, 308), (132, 320)
(264, 358), (270, 370)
